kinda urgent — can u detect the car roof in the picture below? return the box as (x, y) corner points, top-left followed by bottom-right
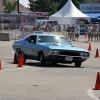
(24, 33), (65, 39)
(31, 33), (64, 37)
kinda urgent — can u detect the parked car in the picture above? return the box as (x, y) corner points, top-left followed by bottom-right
(12, 33), (90, 67)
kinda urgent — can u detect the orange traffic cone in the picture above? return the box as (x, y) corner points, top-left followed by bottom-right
(92, 72), (100, 90)
(0, 60), (3, 70)
(94, 48), (100, 58)
(13, 53), (18, 64)
(18, 55), (23, 67)
(21, 54), (25, 65)
(88, 42), (92, 51)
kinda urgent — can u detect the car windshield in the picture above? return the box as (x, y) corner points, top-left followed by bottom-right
(37, 36), (71, 45)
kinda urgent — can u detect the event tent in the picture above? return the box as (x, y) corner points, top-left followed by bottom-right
(49, 0), (90, 25)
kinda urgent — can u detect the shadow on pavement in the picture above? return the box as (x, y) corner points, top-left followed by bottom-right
(24, 62), (85, 68)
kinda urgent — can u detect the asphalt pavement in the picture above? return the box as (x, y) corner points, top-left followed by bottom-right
(0, 35), (100, 100)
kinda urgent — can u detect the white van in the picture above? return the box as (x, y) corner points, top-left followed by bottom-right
(35, 20), (58, 26)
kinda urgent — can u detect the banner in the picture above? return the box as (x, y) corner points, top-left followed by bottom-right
(80, 4), (100, 13)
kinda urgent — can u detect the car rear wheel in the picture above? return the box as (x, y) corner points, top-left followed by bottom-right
(74, 61), (81, 67)
(40, 53), (46, 66)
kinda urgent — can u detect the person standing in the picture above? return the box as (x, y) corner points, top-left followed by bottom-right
(1, 23), (4, 30)
(96, 25), (99, 41)
(67, 25), (71, 40)
(87, 24), (93, 42)
(93, 25), (98, 42)
(75, 25), (80, 41)
(57, 25), (61, 35)
(62, 25), (67, 32)
(71, 24), (75, 41)
(98, 25), (100, 41)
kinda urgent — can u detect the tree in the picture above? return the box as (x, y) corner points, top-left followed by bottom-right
(83, 0), (96, 3)
(2, 0), (17, 13)
(49, 2), (58, 15)
(29, 0), (52, 12)
(56, 0), (81, 10)
(28, 0), (33, 11)
(28, 0), (82, 14)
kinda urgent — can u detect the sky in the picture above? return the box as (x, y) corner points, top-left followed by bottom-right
(19, 0), (29, 8)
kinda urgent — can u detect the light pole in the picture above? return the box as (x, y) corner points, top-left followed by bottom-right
(33, 0), (37, 13)
(0, 20), (3, 41)
(17, 0), (19, 13)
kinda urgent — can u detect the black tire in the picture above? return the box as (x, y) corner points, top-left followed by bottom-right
(74, 61), (81, 67)
(16, 49), (22, 62)
(13, 53), (18, 64)
(40, 53), (46, 66)
(16, 49), (26, 64)
(51, 62), (57, 65)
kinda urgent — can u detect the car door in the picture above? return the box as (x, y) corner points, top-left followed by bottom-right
(22, 35), (38, 59)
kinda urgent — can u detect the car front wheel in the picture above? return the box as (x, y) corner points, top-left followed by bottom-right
(16, 49), (22, 62)
(40, 53), (46, 66)
(74, 61), (81, 67)
(16, 49), (26, 63)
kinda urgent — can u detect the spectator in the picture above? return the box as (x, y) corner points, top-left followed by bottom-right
(62, 25), (67, 32)
(87, 24), (93, 42)
(40, 24), (45, 31)
(67, 25), (71, 40)
(75, 25), (80, 41)
(28, 24), (33, 31)
(93, 25), (98, 42)
(1, 23), (4, 30)
(71, 24), (75, 41)
(98, 25), (100, 41)
(69, 24), (75, 41)
(57, 25), (61, 32)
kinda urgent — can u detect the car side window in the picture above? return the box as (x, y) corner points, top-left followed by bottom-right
(27, 36), (37, 43)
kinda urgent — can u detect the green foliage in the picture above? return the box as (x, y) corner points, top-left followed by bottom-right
(2, 0), (17, 13)
(28, 0), (84, 14)
(49, 2), (58, 15)
(83, 0), (96, 3)
(29, 0), (52, 12)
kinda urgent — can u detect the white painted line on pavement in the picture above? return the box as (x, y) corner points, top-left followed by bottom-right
(87, 89), (99, 100)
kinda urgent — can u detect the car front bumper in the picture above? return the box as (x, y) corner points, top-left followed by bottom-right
(46, 54), (89, 63)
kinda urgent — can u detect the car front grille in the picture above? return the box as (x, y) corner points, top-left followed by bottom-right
(59, 50), (80, 56)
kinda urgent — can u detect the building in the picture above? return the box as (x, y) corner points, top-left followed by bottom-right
(0, 0), (49, 29)
(0, 0), (31, 13)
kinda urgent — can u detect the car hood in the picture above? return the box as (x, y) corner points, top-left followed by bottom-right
(41, 43), (88, 52)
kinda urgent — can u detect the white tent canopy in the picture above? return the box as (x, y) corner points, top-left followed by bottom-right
(49, 0), (90, 25)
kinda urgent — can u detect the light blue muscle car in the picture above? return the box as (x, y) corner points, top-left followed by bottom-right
(12, 33), (90, 67)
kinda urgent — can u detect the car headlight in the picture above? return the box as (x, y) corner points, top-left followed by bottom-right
(84, 52), (89, 57)
(79, 52), (84, 56)
(49, 50), (59, 54)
